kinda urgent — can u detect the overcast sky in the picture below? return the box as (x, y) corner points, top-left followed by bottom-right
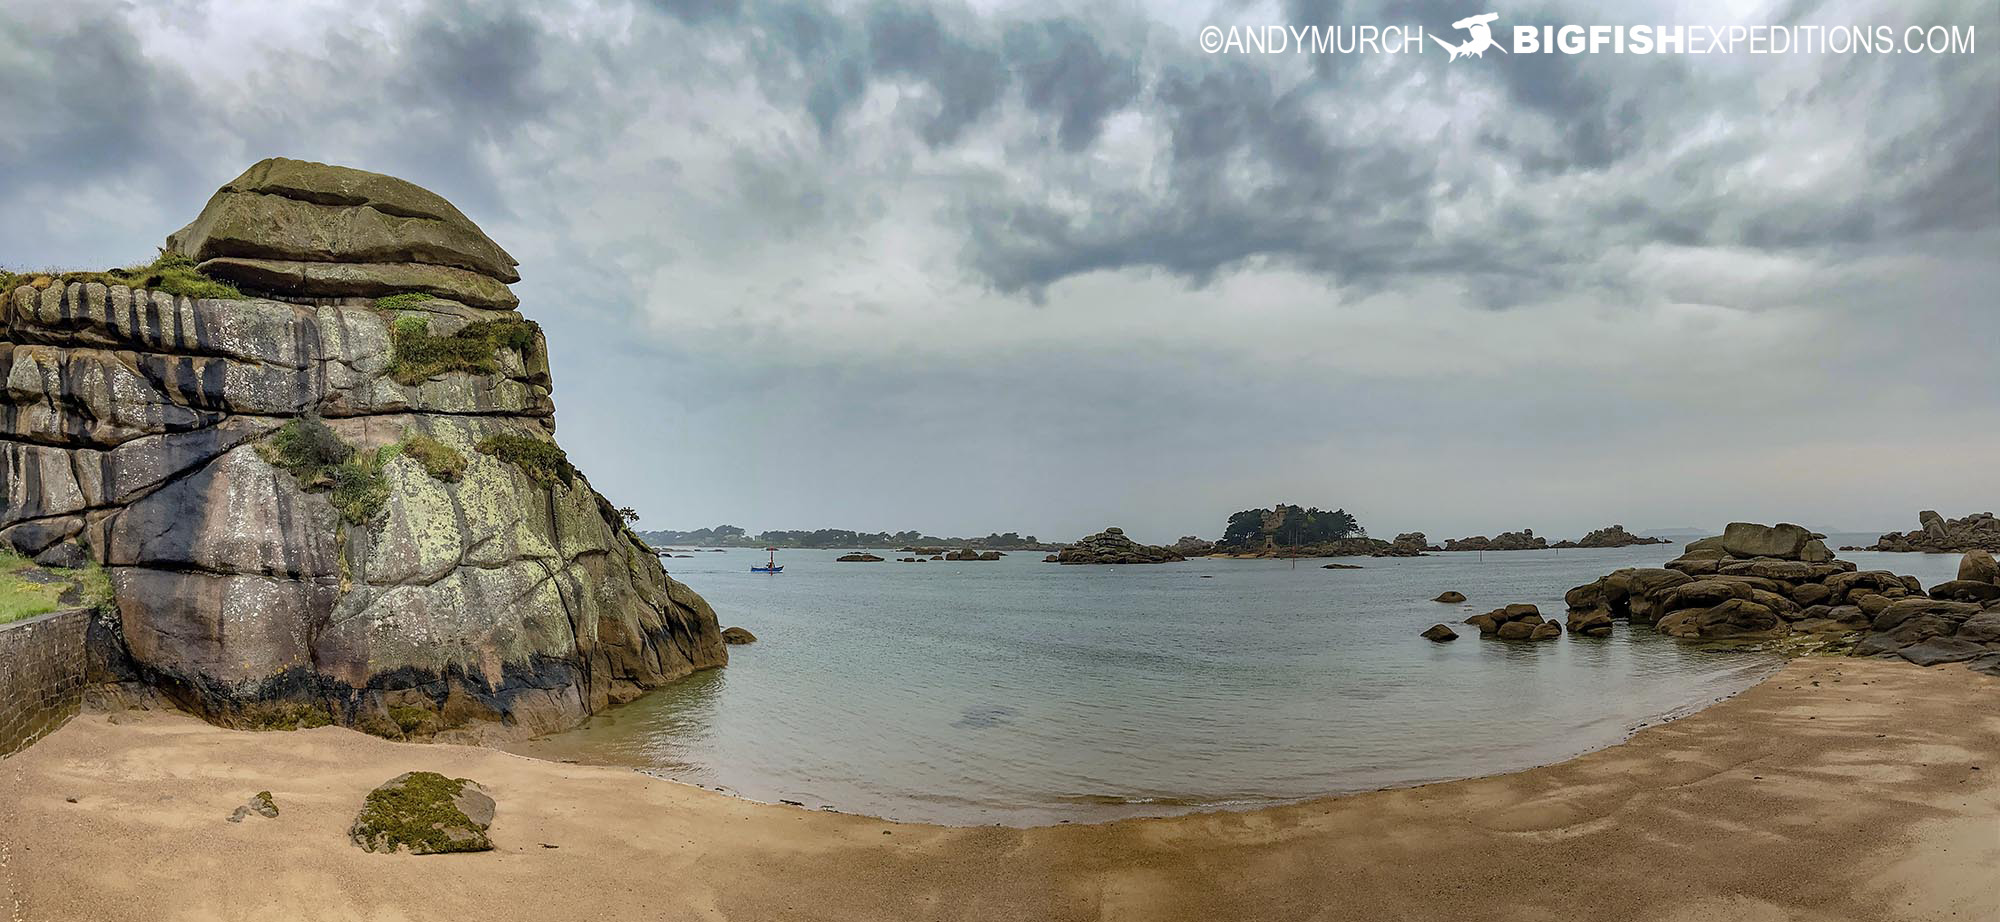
(3, 0), (1994, 542)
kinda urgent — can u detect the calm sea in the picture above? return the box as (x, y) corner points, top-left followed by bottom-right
(515, 538), (1964, 826)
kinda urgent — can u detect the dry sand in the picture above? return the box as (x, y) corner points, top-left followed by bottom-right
(1, 657), (1995, 922)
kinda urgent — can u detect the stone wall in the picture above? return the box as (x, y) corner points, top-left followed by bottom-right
(0, 608), (89, 758)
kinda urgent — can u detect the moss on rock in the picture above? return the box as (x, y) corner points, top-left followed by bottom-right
(350, 771), (495, 855)
(475, 433), (576, 489)
(398, 432), (466, 482)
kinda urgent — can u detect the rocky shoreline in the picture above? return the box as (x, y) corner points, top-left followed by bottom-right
(1557, 522), (2000, 675)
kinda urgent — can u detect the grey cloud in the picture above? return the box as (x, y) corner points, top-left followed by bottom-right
(1001, 19), (1142, 150)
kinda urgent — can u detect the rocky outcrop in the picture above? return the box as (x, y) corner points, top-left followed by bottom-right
(1550, 525), (1670, 549)
(1444, 529), (1547, 552)
(1373, 533), (1435, 557)
(1434, 591), (1466, 603)
(1, 160), (724, 739)
(1563, 523), (1887, 641)
(945, 548), (1001, 561)
(1850, 552), (2000, 673)
(836, 553), (884, 562)
(1048, 528), (1186, 564)
(1171, 536), (1216, 556)
(1867, 511), (2000, 553)
(1421, 624), (1457, 642)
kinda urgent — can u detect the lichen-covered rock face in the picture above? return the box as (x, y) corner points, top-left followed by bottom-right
(2, 161), (723, 738)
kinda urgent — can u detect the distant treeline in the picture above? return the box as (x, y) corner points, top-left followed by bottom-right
(635, 525), (1057, 550)
(1218, 505), (1364, 548)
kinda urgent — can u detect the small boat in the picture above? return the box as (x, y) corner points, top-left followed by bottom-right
(751, 547), (783, 573)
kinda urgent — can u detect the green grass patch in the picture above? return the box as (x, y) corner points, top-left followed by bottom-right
(399, 432), (466, 482)
(0, 551), (116, 625)
(0, 251), (243, 300)
(385, 313), (540, 385)
(476, 432), (576, 489)
(0, 551), (65, 625)
(257, 414), (393, 525)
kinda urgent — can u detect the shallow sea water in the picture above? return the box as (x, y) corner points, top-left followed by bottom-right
(520, 540), (1964, 825)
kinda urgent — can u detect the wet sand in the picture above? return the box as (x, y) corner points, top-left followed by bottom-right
(0, 657), (1994, 922)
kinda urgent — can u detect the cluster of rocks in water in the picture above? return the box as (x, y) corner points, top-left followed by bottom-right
(1045, 528), (1187, 564)
(1443, 529), (1546, 552)
(1858, 511), (2000, 553)
(1553, 523), (2000, 675)
(1551, 525), (1670, 549)
(0, 159), (725, 739)
(1418, 522), (2000, 676)
(1439, 525), (1668, 552)
(1464, 604), (1563, 640)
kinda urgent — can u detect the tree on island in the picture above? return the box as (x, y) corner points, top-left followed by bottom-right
(1219, 505), (1363, 548)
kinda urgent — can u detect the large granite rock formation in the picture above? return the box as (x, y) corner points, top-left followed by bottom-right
(1048, 527), (1186, 564)
(1443, 529), (1547, 552)
(1550, 525), (1670, 549)
(1, 160), (724, 738)
(1562, 523), (1880, 641)
(1866, 511), (2000, 553)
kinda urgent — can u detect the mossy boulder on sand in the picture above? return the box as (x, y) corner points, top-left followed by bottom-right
(0, 159), (725, 739)
(350, 772), (495, 855)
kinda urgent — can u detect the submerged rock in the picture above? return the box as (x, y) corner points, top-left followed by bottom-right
(836, 553), (885, 562)
(1434, 591), (1466, 603)
(349, 772), (494, 855)
(721, 627), (758, 645)
(1421, 624), (1458, 642)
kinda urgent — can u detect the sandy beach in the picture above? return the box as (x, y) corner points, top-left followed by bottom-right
(0, 657), (1994, 922)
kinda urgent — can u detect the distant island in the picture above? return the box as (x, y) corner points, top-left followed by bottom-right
(636, 525), (1060, 551)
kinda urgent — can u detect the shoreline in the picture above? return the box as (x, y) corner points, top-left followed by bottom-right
(3, 658), (1994, 921)
(505, 656), (1788, 828)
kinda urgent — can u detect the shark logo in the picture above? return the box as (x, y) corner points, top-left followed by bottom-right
(1431, 12), (1508, 60)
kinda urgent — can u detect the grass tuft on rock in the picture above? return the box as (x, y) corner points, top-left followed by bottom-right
(0, 251), (243, 300)
(476, 433), (576, 489)
(398, 432), (466, 482)
(257, 414), (393, 525)
(386, 313), (540, 385)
